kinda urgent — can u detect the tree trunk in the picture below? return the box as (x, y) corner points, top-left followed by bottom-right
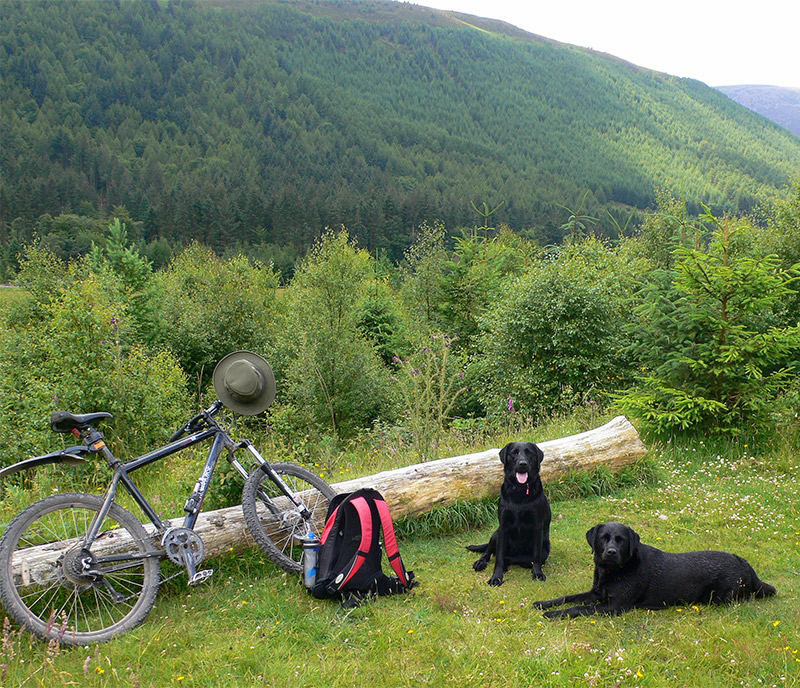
(9, 416), (646, 575)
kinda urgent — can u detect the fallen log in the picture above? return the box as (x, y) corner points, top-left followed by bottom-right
(166, 415), (644, 557)
(8, 416), (646, 577)
(327, 414), (647, 519)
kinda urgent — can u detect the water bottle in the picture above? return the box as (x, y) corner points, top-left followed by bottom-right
(302, 533), (320, 589)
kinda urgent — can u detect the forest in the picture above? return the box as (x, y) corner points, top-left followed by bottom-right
(3, 0), (800, 279)
(1, 180), (798, 477)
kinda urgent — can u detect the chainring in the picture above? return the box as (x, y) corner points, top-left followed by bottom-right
(161, 527), (205, 567)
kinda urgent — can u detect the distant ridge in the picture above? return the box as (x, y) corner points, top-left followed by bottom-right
(2, 0), (800, 258)
(717, 85), (800, 137)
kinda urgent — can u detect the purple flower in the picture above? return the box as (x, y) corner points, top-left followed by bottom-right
(508, 397), (515, 413)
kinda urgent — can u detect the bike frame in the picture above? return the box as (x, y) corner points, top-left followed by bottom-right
(80, 403), (309, 556)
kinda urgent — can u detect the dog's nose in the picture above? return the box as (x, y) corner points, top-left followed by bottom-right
(606, 547), (618, 556)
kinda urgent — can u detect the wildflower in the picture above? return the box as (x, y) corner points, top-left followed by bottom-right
(95, 667), (105, 675)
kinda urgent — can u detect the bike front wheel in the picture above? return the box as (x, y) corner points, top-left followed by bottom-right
(0, 493), (160, 645)
(241, 462), (336, 574)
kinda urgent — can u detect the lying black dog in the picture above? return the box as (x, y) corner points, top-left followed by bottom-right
(534, 521), (776, 618)
(467, 441), (551, 586)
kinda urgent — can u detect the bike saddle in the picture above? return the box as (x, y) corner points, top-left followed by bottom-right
(50, 410), (113, 434)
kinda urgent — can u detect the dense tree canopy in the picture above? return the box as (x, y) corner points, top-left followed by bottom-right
(2, 0), (800, 275)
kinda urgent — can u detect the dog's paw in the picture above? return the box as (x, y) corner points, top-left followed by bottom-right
(531, 600), (546, 609)
(488, 576), (504, 587)
(473, 559), (488, 572)
(542, 609), (561, 620)
(532, 570), (546, 582)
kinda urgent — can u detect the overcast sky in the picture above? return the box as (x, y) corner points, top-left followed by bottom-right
(411, 0), (800, 89)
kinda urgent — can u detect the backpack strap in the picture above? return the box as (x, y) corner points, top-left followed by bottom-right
(319, 503), (341, 545)
(373, 495), (409, 587)
(322, 495), (374, 592)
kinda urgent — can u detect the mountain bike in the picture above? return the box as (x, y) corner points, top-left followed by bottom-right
(0, 400), (336, 645)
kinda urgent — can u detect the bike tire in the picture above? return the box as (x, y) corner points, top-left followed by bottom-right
(0, 493), (160, 645)
(241, 462), (336, 574)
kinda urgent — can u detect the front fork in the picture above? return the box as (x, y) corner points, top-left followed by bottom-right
(234, 442), (312, 520)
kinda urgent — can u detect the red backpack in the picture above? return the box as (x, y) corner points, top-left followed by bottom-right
(311, 488), (417, 606)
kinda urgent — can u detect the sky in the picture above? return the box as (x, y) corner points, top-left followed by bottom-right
(410, 0), (800, 89)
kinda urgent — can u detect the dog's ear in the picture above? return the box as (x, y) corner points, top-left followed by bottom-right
(585, 525), (600, 551)
(625, 526), (641, 558)
(499, 444), (508, 465)
(532, 443), (544, 467)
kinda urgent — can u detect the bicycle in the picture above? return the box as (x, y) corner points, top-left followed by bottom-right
(0, 351), (336, 645)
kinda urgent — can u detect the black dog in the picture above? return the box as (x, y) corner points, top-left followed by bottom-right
(534, 521), (776, 618)
(467, 441), (551, 586)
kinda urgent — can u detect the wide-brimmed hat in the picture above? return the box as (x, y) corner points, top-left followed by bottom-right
(212, 351), (276, 416)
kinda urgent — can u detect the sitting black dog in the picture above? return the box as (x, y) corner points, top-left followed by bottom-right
(467, 441), (551, 586)
(534, 521), (776, 618)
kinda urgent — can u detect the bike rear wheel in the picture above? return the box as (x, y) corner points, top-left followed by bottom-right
(0, 493), (160, 645)
(241, 462), (336, 574)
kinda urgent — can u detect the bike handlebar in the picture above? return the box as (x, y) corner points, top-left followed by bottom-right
(168, 401), (225, 442)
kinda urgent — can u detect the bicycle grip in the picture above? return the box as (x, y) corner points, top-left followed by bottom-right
(168, 425), (187, 443)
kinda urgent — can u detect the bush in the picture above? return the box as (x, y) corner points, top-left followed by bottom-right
(280, 228), (394, 438)
(154, 243), (282, 393)
(0, 245), (190, 474)
(616, 211), (800, 437)
(477, 238), (637, 419)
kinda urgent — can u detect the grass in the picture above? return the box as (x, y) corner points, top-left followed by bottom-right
(1, 431), (798, 687)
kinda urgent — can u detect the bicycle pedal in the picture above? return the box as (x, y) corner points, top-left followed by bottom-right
(188, 569), (214, 586)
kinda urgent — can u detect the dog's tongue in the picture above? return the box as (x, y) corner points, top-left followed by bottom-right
(516, 472), (528, 485)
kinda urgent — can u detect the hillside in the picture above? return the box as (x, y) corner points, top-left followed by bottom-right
(3, 0), (800, 261)
(717, 85), (800, 137)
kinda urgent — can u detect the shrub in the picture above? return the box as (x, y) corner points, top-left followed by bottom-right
(477, 237), (637, 419)
(393, 333), (468, 460)
(280, 228), (393, 438)
(0, 245), (190, 474)
(154, 243), (282, 394)
(616, 211), (800, 437)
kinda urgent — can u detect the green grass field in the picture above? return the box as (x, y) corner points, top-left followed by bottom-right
(1, 433), (797, 687)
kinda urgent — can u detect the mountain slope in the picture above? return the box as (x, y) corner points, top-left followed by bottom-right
(717, 85), (800, 137)
(2, 0), (800, 258)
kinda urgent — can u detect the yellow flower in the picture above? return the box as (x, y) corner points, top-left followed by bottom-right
(95, 667), (105, 675)
(774, 621), (781, 627)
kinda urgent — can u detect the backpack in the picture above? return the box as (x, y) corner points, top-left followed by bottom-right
(310, 488), (417, 606)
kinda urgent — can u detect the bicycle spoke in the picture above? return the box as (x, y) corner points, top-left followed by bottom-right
(0, 494), (160, 644)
